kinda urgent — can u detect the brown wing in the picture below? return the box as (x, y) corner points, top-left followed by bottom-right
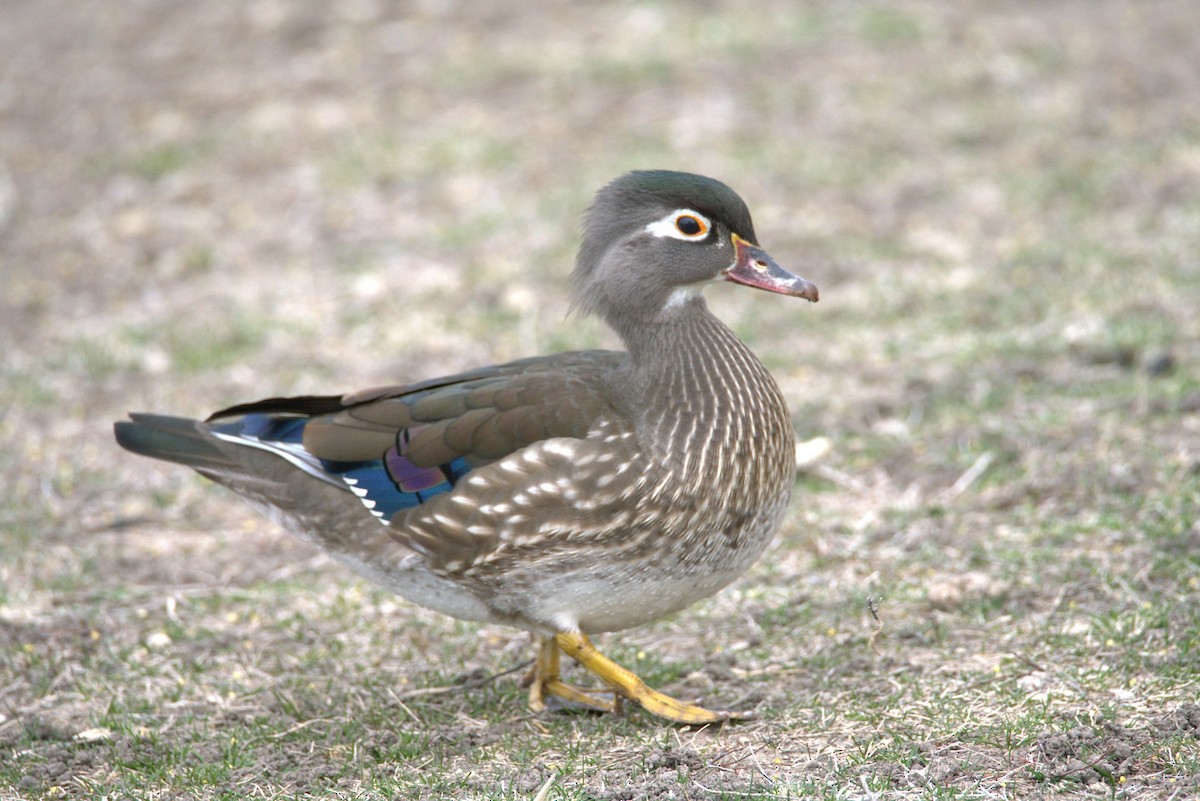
(307, 351), (626, 468)
(204, 350), (631, 574)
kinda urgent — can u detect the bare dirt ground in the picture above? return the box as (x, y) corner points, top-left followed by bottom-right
(2, 1), (1199, 799)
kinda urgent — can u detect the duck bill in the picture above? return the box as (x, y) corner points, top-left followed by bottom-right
(724, 233), (819, 302)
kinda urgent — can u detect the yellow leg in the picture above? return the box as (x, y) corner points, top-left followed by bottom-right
(554, 632), (738, 725)
(527, 635), (614, 714)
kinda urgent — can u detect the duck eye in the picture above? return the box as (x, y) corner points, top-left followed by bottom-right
(675, 214), (707, 237)
(645, 209), (712, 240)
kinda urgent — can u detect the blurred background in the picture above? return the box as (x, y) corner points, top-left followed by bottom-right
(2, 0), (1198, 797)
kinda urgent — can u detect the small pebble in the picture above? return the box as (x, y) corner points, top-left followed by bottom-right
(1145, 351), (1175, 376)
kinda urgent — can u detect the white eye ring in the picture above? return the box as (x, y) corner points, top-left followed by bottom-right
(644, 209), (712, 241)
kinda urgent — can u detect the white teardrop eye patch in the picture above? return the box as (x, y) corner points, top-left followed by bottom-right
(645, 209), (712, 242)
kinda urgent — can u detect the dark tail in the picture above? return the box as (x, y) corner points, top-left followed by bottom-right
(114, 414), (242, 473)
(114, 413), (393, 568)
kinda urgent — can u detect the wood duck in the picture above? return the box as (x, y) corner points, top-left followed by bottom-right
(115, 170), (819, 724)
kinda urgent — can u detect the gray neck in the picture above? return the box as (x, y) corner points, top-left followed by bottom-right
(617, 297), (795, 488)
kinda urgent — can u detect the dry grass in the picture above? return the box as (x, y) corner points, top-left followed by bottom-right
(2, 0), (1199, 798)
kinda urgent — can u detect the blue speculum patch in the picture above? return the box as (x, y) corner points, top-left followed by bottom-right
(213, 414), (472, 523)
(341, 452), (471, 521)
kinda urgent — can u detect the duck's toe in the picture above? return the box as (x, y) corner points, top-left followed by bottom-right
(553, 632), (750, 725)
